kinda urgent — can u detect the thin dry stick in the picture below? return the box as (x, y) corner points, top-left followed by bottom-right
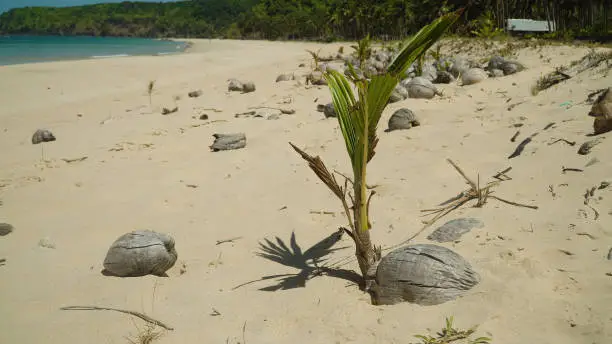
(493, 166), (512, 181)
(310, 210), (336, 215)
(59, 306), (174, 331)
(190, 120), (228, 128)
(247, 106), (296, 114)
(216, 236), (243, 245)
(61, 156), (88, 163)
(421, 159), (537, 226)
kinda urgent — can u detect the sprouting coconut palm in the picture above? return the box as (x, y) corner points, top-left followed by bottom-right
(290, 9), (464, 281)
(147, 80), (156, 107)
(350, 34), (372, 67)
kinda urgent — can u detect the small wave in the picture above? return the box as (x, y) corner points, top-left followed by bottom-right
(90, 54), (130, 59)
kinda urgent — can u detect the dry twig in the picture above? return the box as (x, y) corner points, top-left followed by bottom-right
(493, 167), (512, 181)
(60, 306), (174, 331)
(247, 106), (296, 114)
(562, 166), (583, 173)
(61, 156), (88, 163)
(421, 159), (538, 226)
(548, 138), (576, 146)
(216, 236), (243, 245)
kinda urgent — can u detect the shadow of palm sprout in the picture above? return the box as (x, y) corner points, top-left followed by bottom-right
(233, 230), (362, 291)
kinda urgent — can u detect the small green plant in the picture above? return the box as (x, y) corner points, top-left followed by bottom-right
(429, 43), (443, 61)
(306, 49), (322, 71)
(147, 80), (156, 107)
(338, 46), (344, 54)
(470, 11), (504, 39)
(412, 316), (492, 344)
(351, 34), (373, 67)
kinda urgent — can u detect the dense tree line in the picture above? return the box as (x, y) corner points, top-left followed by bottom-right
(0, 0), (610, 40)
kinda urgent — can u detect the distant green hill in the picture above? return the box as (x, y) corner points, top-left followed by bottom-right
(0, 1), (609, 41)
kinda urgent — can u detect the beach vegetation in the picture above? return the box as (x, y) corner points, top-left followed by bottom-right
(0, 1), (610, 42)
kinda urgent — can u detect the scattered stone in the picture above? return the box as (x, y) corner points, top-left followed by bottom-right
(501, 61), (525, 75)
(461, 68), (488, 86)
(375, 51), (389, 62)
(323, 103), (336, 118)
(0, 223), (13, 236)
(406, 77), (439, 99)
(103, 230), (178, 277)
(344, 66), (365, 80)
(578, 139), (602, 155)
(389, 85), (408, 103)
(487, 55), (506, 70)
(276, 73), (295, 82)
(31, 129), (56, 144)
(599, 180), (611, 190)
(188, 90), (203, 98)
(387, 108), (420, 132)
(38, 237), (56, 249)
(371, 59), (386, 72)
(420, 64), (438, 82)
(161, 107), (178, 115)
(227, 79), (243, 92)
(588, 87), (612, 135)
(434, 71), (455, 84)
(307, 71), (327, 86)
(489, 69), (505, 78)
(267, 114), (280, 120)
(199, 114), (209, 120)
(366, 244), (480, 306)
(450, 56), (471, 78)
(427, 218), (484, 243)
(435, 57), (453, 72)
(210, 133), (247, 152)
(241, 81), (256, 93)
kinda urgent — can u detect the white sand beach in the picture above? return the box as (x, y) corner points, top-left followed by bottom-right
(0, 38), (611, 343)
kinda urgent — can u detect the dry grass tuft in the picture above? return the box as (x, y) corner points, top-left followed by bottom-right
(126, 321), (164, 344)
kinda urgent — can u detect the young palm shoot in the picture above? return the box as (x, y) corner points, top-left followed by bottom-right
(289, 9), (463, 278)
(147, 80), (156, 107)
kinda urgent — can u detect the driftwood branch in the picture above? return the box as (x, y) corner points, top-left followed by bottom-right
(59, 306), (174, 331)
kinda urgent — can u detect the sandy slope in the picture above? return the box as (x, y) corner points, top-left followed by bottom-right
(0, 38), (611, 344)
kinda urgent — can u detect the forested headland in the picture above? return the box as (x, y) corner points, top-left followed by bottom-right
(0, 0), (610, 41)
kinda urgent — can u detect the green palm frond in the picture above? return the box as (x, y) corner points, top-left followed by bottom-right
(324, 70), (360, 169)
(388, 8), (464, 78)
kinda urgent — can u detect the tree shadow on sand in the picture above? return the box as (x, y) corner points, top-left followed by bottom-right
(232, 230), (363, 291)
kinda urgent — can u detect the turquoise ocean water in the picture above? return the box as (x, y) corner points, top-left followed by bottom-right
(0, 35), (189, 66)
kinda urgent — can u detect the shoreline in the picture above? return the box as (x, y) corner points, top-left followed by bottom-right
(0, 35), (191, 67)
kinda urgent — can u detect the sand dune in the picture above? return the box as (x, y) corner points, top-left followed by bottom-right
(0, 38), (611, 344)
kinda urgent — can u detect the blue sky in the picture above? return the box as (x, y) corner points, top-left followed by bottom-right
(0, 1), (181, 14)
